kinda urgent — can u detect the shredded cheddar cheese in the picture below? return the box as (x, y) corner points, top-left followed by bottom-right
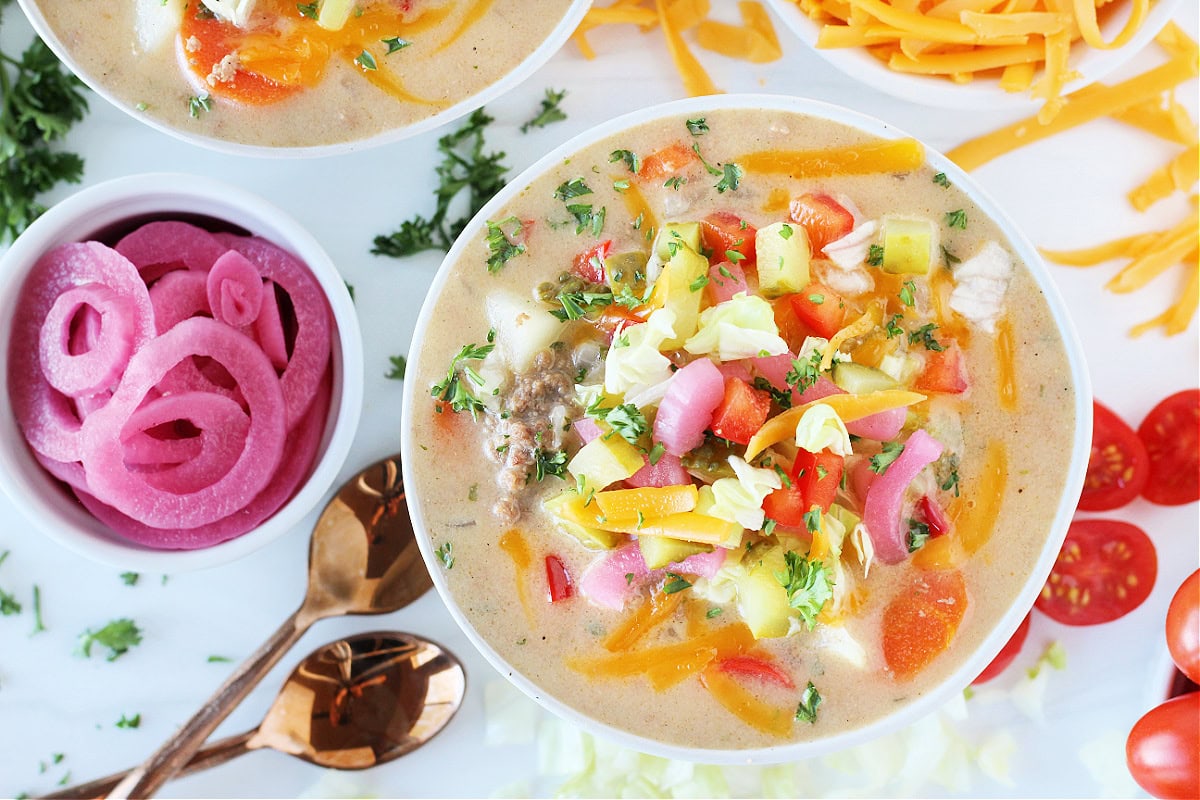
(572, 0), (782, 95)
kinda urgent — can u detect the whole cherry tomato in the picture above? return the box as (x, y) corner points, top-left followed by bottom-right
(1166, 570), (1200, 684)
(1126, 693), (1200, 799)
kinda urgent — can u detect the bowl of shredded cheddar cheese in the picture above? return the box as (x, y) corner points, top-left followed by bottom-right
(764, 0), (1184, 118)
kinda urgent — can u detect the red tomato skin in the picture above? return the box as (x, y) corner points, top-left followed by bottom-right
(915, 345), (969, 394)
(710, 378), (772, 445)
(972, 612), (1032, 684)
(1079, 401), (1151, 511)
(1139, 389), (1200, 506)
(572, 240), (612, 284)
(1035, 519), (1157, 626)
(788, 283), (845, 339)
(761, 485), (809, 528)
(1167, 570), (1200, 685)
(717, 655), (795, 689)
(701, 212), (757, 265)
(791, 450), (845, 513)
(545, 555), (574, 603)
(1126, 693), (1200, 800)
(788, 193), (854, 255)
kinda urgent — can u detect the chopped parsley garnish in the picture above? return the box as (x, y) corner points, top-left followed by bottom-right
(31, 585), (45, 634)
(779, 224), (794, 240)
(686, 117), (709, 136)
(430, 335), (496, 420)
(609, 149), (641, 174)
(945, 209), (968, 229)
(885, 313), (904, 339)
(870, 441), (905, 474)
(804, 507), (822, 533)
(485, 216), (526, 272)
(775, 551), (832, 630)
(551, 289), (613, 321)
(906, 519), (931, 552)
(795, 681), (822, 723)
(116, 713), (141, 730)
(120, 571), (139, 586)
(520, 88), (567, 133)
(691, 141), (724, 178)
(625, 572), (635, 585)
(706, 607), (723, 618)
(933, 172), (951, 187)
(603, 404), (648, 445)
(354, 50), (377, 71)
(942, 468), (961, 496)
(808, 293), (825, 305)
(77, 619), (142, 662)
(898, 280), (916, 307)
(785, 350), (823, 394)
(648, 442), (666, 465)
(689, 274), (710, 292)
(207, 655), (232, 663)
(613, 179), (629, 192)
(533, 449), (568, 481)
(188, 93), (212, 118)
(385, 354), (407, 380)
(753, 376), (793, 409)
(553, 177), (592, 201)
(382, 36), (411, 54)
(435, 542), (454, 569)
(373, 109), (508, 258)
(664, 176), (686, 190)
(0, 550), (19, 615)
(297, 1), (319, 18)
(565, 203), (606, 237)
(866, 243), (885, 267)
(725, 249), (746, 263)
(908, 323), (945, 351)
(662, 573), (692, 594)
(0, 23), (89, 242)
(714, 162), (743, 194)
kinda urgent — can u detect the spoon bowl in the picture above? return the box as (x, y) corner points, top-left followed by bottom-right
(49, 632), (466, 798)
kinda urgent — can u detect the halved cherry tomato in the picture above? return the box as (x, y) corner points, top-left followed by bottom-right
(717, 654), (795, 689)
(915, 344), (968, 394)
(790, 450), (844, 513)
(639, 142), (698, 181)
(1138, 389), (1200, 506)
(788, 193), (854, 255)
(972, 611), (1031, 684)
(1035, 519), (1157, 626)
(180, 9), (301, 105)
(882, 570), (968, 679)
(1126, 693), (1200, 800)
(701, 212), (757, 265)
(571, 240), (611, 284)
(710, 378), (772, 445)
(1079, 401), (1150, 511)
(545, 555), (573, 603)
(788, 283), (845, 339)
(1166, 569), (1200, 684)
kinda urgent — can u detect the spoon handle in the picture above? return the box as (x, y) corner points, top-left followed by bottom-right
(41, 730), (258, 799)
(106, 609), (309, 798)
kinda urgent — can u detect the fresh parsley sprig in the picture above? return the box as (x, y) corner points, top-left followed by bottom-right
(775, 551), (832, 630)
(77, 618), (142, 662)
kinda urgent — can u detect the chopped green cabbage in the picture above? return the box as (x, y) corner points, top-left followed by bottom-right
(707, 456), (782, 531)
(683, 293), (787, 361)
(793, 404), (853, 457)
(603, 308), (676, 395)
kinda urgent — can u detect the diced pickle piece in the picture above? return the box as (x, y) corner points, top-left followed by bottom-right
(880, 216), (937, 275)
(736, 546), (793, 639)
(639, 535), (713, 569)
(567, 435), (644, 490)
(653, 222), (703, 261)
(831, 361), (899, 394)
(755, 221), (811, 298)
(604, 251), (649, 300)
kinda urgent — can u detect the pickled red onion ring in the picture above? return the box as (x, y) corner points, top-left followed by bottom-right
(9, 243), (155, 463)
(207, 250), (264, 328)
(253, 280), (289, 370)
(80, 317), (285, 530)
(122, 392), (250, 494)
(38, 284), (136, 398)
(114, 220), (228, 283)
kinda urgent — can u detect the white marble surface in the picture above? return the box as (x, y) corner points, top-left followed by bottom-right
(0, 4), (1197, 797)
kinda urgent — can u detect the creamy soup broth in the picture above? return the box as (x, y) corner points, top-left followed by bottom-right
(408, 108), (1076, 749)
(31, 0), (573, 148)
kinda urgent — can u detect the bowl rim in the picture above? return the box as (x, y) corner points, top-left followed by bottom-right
(401, 92), (1093, 763)
(0, 173), (364, 572)
(14, 0), (593, 159)
(761, 0), (1184, 111)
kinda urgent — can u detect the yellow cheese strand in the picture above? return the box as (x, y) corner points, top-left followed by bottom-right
(1072, 0), (1149, 50)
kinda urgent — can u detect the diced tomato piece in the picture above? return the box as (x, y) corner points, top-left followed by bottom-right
(882, 570), (968, 679)
(915, 344), (968, 394)
(771, 297), (809, 353)
(761, 484), (809, 528)
(589, 305), (645, 343)
(789, 193), (854, 255)
(572, 240), (612, 284)
(701, 211), (757, 265)
(791, 450), (844, 513)
(639, 142), (699, 181)
(717, 655), (795, 689)
(788, 283), (845, 339)
(545, 555), (574, 603)
(917, 495), (950, 537)
(710, 378), (772, 445)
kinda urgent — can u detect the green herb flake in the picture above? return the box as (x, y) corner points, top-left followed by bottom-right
(430, 336), (496, 420)
(188, 93), (212, 118)
(870, 441), (905, 474)
(807, 293), (825, 305)
(533, 449), (568, 482)
(686, 117), (709, 136)
(565, 203), (606, 237)
(945, 209), (968, 229)
(521, 88), (567, 133)
(941, 245), (961, 267)
(775, 552), (832, 630)
(885, 313), (904, 339)
(785, 349), (823, 395)
(612, 179), (630, 192)
(648, 442), (666, 466)
(933, 172), (951, 187)
(554, 177), (592, 201)
(297, 1), (318, 18)
(664, 176), (686, 191)
(866, 243), (885, 267)
(77, 619), (142, 662)
(906, 519), (931, 552)
(603, 404), (648, 445)
(31, 585), (45, 634)
(795, 681), (822, 723)
(706, 607), (723, 619)
(625, 572), (635, 585)
(941, 468), (961, 497)
(382, 36), (411, 54)
(662, 572), (692, 594)
(354, 50), (377, 70)
(485, 216), (527, 272)
(116, 713), (141, 730)
(435, 542), (454, 570)
(898, 280), (916, 307)
(804, 507), (822, 533)
(689, 274), (710, 292)
(0, 551), (21, 616)
(207, 655), (232, 663)
(385, 354), (407, 380)
(715, 162), (743, 194)
(609, 149), (641, 174)
(908, 323), (945, 352)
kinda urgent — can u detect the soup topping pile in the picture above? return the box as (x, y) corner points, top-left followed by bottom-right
(7, 222), (333, 549)
(425, 117), (1032, 738)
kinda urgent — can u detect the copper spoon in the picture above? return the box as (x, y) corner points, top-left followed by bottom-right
(108, 454), (433, 798)
(48, 632), (466, 799)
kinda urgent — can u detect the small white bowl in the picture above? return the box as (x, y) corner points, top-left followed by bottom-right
(403, 94), (1094, 763)
(764, 0), (1184, 110)
(15, 0), (591, 158)
(0, 174), (363, 571)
